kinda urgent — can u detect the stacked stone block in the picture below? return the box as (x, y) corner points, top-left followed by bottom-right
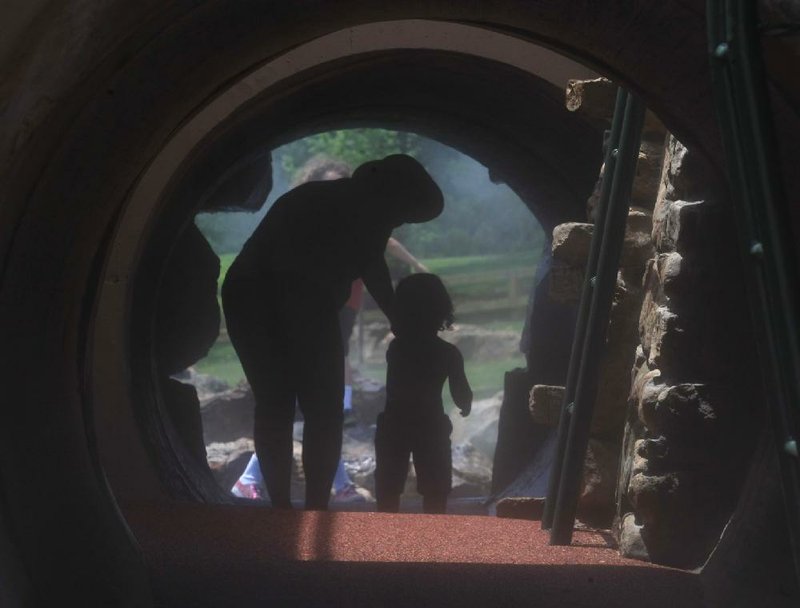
(529, 78), (663, 523)
(616, 136), (762, 567)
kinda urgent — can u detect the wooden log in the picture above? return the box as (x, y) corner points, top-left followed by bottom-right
(565, 77), (617, 117)
(565, 77), (667, 136)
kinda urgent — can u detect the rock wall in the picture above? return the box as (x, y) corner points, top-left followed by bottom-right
(616, 136), (763, 567)
(526, 104), (663, 523)
(155, 223), (221, 469)
(522, 76), (764, 565)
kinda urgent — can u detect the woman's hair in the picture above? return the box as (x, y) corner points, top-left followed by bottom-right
(291, 154), (353, 187)
(393, 273), (454, 336)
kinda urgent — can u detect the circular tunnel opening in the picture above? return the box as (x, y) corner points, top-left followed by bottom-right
(174, 128), (547, 509)
(85, 16), (769, 583)
(98, 39), (606, 506)
(104, 31), (769, 576)
(4, 6), (794, 606)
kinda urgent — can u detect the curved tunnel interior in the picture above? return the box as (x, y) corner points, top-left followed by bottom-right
(123, 48), (606, 505)
(102, 24), (769, 571)
(3, 5), (799, 606)
(161, 129), (554, 506)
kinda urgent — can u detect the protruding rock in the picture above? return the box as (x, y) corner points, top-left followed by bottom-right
(639, 384), (722, 444)
(491, 369), (543, 496)
(156, 224), (220, 375)
(548, 260), (585, 303)
(564, 77), (666, 136)
(618, 513), (650, 561)
(657, 137), (713, 202)
(495, 497), (546, 520)
(529, 384), (565, 427)
(565, 77), (618, 117)
(552, 222), (593, 266)
(652, 197), (707, 254)
(621, 209), (656, 268)
(200, 383), (255, 444)
(628, 469), (681, 526)
(161, 378), (209, 470)
(206, 438), (255, 493)
(580, 438), (621, 524)
(631, 140), (667, 209)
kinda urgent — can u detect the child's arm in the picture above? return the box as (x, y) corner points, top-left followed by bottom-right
(448, 346), (472, 417)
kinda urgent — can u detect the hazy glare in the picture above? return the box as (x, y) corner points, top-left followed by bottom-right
(195, 133), (545, 259)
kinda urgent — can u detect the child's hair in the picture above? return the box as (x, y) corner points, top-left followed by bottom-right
(393, 273), (454, 336)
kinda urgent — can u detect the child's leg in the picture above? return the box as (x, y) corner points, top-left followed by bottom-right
(374, 414), (410, 512)
(413, 415), (453, 515)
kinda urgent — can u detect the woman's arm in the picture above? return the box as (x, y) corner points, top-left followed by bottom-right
(386, 237), (428, 273)
(362, 255), (394, 326)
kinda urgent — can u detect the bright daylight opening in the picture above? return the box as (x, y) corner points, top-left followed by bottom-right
(184, 128), (545, 509)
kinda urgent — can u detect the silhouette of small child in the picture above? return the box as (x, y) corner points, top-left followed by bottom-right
(374, 273), (472, 514)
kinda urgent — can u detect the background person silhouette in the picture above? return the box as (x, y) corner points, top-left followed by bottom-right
(222, 154), (443, 510)
(374, 273), (473, 514)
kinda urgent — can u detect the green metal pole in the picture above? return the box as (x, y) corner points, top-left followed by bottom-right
(542, 89), (628, 530)
(707, 0), (800, 584)
(549, 93), (645, 545)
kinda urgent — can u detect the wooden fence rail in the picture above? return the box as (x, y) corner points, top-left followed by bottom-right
(216, 267), (534, 341)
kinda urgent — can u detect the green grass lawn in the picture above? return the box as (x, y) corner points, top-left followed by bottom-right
(197, 339), (524, 411)
(216, 251), (538, 296)
(194, 341), (245, 387)
(198, 252), (534, 391)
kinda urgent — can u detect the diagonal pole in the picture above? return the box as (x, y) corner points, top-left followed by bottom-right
(707, 0), (800, 584)
(549, 93), (645, 545)
(542, 89), (627, 530)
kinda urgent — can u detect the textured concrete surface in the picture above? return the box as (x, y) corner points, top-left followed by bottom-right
(124, 502), (705, 607)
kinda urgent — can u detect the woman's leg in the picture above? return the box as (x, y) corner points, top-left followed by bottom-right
(295, 306), (345, 510)
(223, 278), (295, 508)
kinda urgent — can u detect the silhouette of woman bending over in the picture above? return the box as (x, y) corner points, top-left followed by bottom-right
(375, 273), (472, 514)
(222, 155), (443, 510)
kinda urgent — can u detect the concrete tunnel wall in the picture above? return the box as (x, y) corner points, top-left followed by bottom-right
(1, 1), (799, 606)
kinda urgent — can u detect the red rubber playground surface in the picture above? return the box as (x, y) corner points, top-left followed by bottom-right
(124, 502), (706, 607)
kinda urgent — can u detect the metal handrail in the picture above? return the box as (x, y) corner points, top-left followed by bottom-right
(542, 88), (627, 531)
(548, 92), (645, 545)
(708, 0), (800, 584)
